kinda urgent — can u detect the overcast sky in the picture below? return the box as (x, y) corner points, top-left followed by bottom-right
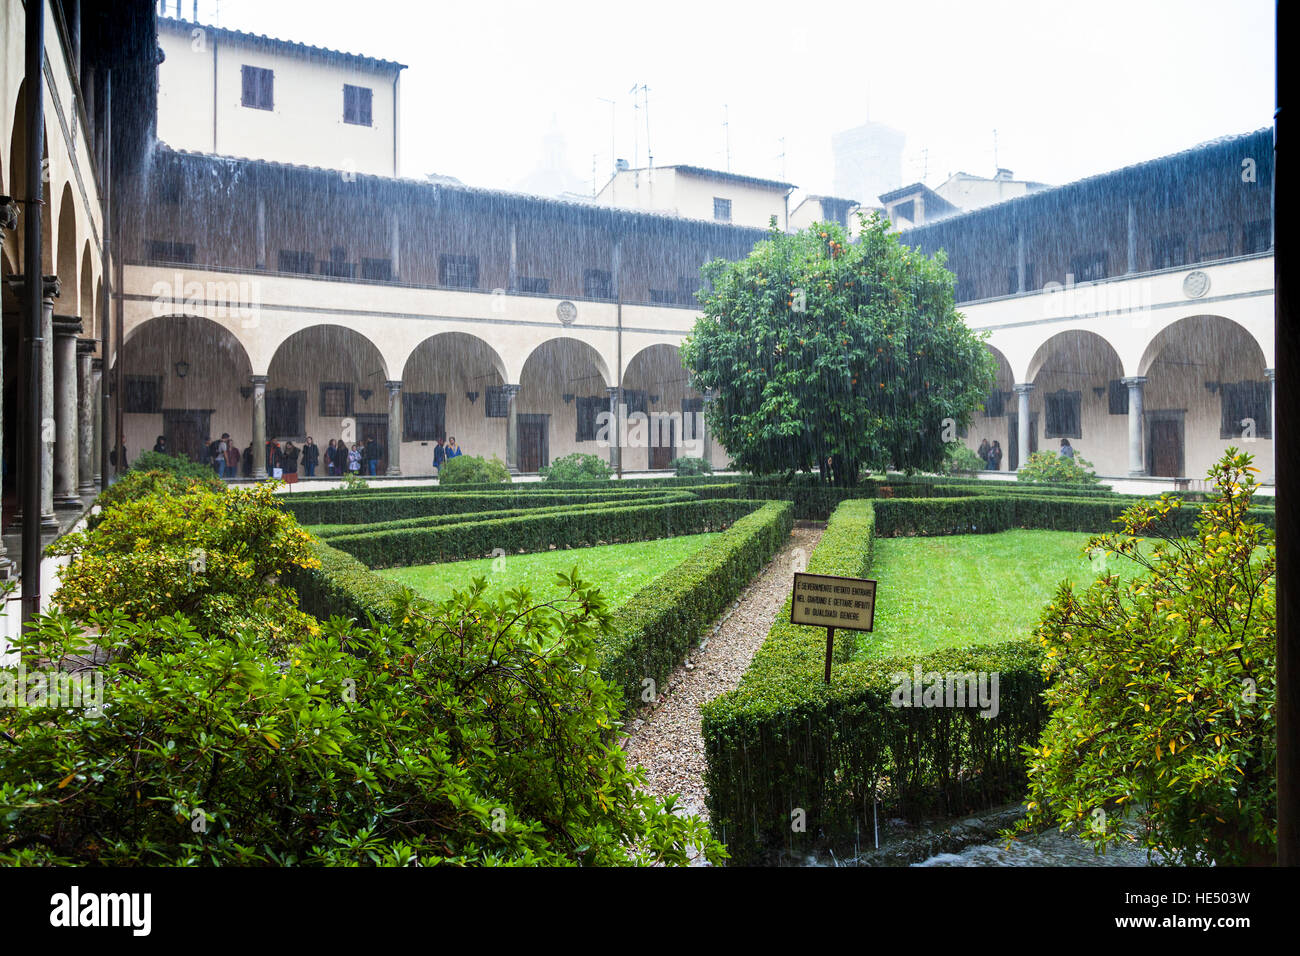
(175, 0), (1275, 200)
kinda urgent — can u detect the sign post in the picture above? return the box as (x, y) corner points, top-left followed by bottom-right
(791, 572), (877, 683)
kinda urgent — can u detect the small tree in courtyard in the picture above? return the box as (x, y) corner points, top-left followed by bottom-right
(680, 215), (994, 485)
(1012, 450), (1275, 865)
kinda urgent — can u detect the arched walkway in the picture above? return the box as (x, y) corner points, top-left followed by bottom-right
(516, 337), (612, 472)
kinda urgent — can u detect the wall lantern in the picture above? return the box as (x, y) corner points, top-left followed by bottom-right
(1204, 381), (1220, 395)
(1092, 386), (1106, 399)
(239, 386), (253, 400)
(359, 388), (373, 401)
(174, 360), (190, 379)
(466, 391), (479, 404)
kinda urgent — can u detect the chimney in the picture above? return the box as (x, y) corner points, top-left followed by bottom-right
(995, 168), (1013, 181)
(615, 158), (630, 172)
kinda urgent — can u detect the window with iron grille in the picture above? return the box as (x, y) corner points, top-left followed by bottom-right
(623, 389), (649, 417)
(147, 239), (195, 264)
(1219, 381), (1271, 439)
(1043, 389), (1082, 439)
(404, 392), (446, 441)
(713, 197), (732, 222)
(983, 389), (1005, 418)
(267, 390), (305, 437)
(439, 254), (479, 289)
(576, 395), (607, 442)
(124, 375), (163, 414)
(1107, 379), (1129, 416)
(583, 269), (612, 299)
(485, 386), (511, 419)
(241, 65), (274, 110)
(343, 84), (373, 126)
(319, 383), (352, 418)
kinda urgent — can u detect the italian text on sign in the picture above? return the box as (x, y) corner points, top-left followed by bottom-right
(791, 572), (877, 631)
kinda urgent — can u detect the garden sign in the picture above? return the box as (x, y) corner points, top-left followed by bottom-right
(791, 572), (877, 683)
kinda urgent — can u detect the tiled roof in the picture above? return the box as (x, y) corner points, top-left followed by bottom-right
(157, 16), (406, 72)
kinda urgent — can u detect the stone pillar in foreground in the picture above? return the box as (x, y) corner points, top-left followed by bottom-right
(385, 380), (403, 476)
(6, 275), (60, 531)
(92, 357), (103, 489)
(606, 385), (620, 472)
(504, 384), (521, 474)
(1013, 382), (1033, 472)
(1123, 376), (1147, 477)
(77, 338), (97, 496)
(251, 375), (268, 479)
(52, 316), (83, 509)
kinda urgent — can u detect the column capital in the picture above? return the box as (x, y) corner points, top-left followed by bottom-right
(503, 383), (521, 397)
(91, 356), (104, 371)
(605, 385), (619, 398)
(385, 379), (403, 393)
(250, 374), (268, 386)
(5, 273), (60, 300)
(1265, 368), (1276, 382)
(1012, 382), (1034, 394)
(53, 314), (83, 337)
(77, 337), (98, 354)
(1121, 376), (1148, 387)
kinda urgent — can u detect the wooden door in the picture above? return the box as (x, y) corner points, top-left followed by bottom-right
(1150, 420), (1182, 477)
(358, 417), (388, 473)
(519, 420), (546, 473)
(164, 410), (211, 463)
(649, 417), (675, 469)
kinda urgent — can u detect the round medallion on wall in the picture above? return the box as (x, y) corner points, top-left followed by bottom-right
(556, 300), (577, 325)
(1183, 270), (1210, 299)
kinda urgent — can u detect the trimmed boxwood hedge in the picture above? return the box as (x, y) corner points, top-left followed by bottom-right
(285, 537), (413, 625)
(325, 498), (765, 569)
(596, 501), (794, 712)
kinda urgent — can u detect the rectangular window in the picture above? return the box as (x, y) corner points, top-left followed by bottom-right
(320, 247), (354, 279)
(1107, 379), (1129, 416)
(681, 396), (704, 440)
(439, 254), (479, 289)
(1071, 253), (1107, 283)
(1219, 380), (1271, 439)
(518, 276), (550, 294)
(1196, 228), (1232, 263)
(404, 392), (446, 441)
(241, 65), (274, 111)
(713, 197), (732, 222)
(319, 383), (353, 418)
(983, 389), (1005, 418)
(123, 375), (163, 414)
(576, 395), (606, 442)
(343, 84), (373, 126)
(360, 257), (392, 281)
(278, 250), (314, 275)
(649, 289), (677, 305)
(266, 389), (305, 438)
(623, 389), (649, 417)
(485, 386), (511, 419)
(583, 268), (612, 299)
(1242, 219), (1271, 255)
(147, 239), (196, 264)
(1151, 234), (1185, 270)
(1043, 389), (1082, 439)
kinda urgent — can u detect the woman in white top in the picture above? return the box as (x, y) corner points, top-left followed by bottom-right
(348, 444), (362, 473)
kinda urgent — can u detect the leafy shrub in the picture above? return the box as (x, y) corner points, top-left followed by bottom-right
(538, 452), (613, 482)
(0, 580), (724, 866)
(670, 456), (714, 477)
(1012, 450), (1276, 865)
(131, 450), (226, 485)
(941, 442), (986, 476)
(1016, 450), (1100, 485)
(438, 454), (511, 486)
(93, 468), (224, 518)
(51, 481), (320, 648)
(341, 472), (370, 492)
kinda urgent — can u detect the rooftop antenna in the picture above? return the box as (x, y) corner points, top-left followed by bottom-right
(777, 136), (786, 181)
(723, 105), (732, 172)
(597, 96), (616, 183)
(921, 146), (929, 184)
(630, 85), (640, 171)
(993, 128), (999, 174)
(592, 153), (598, 197)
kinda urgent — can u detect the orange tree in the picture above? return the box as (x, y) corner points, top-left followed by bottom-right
(680, 214), (993, 485)
(1013, 450), (1276, 864)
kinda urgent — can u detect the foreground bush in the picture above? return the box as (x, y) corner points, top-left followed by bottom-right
(0, 579), (724, 866)
(670, 456), (713, 477)
(940, 442), (986, 476)
(131, 450), (226, 485)
(438, 454), (511, 485)
(1013, 450), (1276, 865)
(538, 452), (613, 482)
(1016, 450), (1100, 485)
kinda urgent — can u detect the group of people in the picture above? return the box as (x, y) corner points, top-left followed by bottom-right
(154, 431), (468, 479)
(975, 438), (1004, 470)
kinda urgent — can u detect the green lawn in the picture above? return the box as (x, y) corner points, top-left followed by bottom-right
(854, 529), (1151, 660)
(377, 533), (721, 606)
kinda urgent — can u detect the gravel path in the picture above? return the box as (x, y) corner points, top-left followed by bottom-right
(620, 525), (824, 820)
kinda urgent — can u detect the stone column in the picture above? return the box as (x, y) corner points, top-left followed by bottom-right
(606, 385), (621, 471)
(52, 316), (83, 509)
(385, 380), (403, 476)
(1014, 382), (1034, 472)
(76, 338), (97, 496)
(504, 384), (521, 474)
(7, 276), (60, 532)
(1266, 368), (1276, 444)
(92, 357), (103, 489)
(1123, 376), (1147, 476)
(251, 375), (268, 479)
